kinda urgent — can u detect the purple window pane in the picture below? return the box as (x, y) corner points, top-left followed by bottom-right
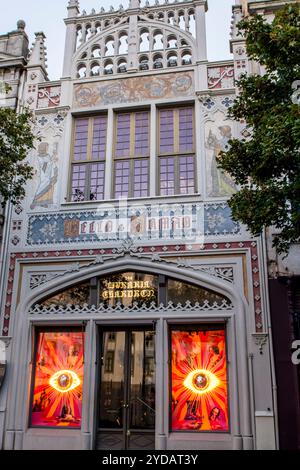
(114, 160), (130, 198)
(74, 119), (89, 161)
(71, 164), (86, 201)
(90, 162), (105, 201)
(135, 112), (149, 156)
(160, 110), (174, 154)
(133, 159), (149, 197)
(179, 108), (194, 152)
(92, 116), (107, 160)
(116, 114), (131, 157)
(160, 157), (175, 196)
(179, 156), (195, 194)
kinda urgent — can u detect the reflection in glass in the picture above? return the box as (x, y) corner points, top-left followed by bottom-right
(168, 279), (229, 306)
(31, 331), (84, 428)
(40, 282), (90, 308)
(130, 331), (155, 430)
(99, 331), (125, 429)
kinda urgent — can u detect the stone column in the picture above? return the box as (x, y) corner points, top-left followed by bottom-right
(104, 108), (114, 200)
(62, 1), (80, 79)
(149, 103), (157, 197)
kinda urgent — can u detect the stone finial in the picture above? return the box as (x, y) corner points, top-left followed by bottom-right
(17, 19), (26, 31)
(67, 0), (80, 17)
(128, 0), (141, 9)
(239, 0), (249, 16)
(231, 5), (244, 40)
(27, 32), (48, 73)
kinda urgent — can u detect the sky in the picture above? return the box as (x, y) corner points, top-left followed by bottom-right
(0, 0), (234, 80)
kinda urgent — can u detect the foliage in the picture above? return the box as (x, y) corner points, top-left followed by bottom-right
(0, 106), (35, 205)
(217, 4), (300, 252)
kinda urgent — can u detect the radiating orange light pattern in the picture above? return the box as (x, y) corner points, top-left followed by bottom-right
(171, 328), (229, 432)
(183, 369), (220, 395)
(31, 332), (84, 428)
(49, 370), (81, 393)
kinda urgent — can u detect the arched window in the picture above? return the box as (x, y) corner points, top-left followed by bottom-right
(92, 45), (101, 58)
(85, 24), (92, 41)
(117, 59), (127, 74)
(153, 53), (163, 69)
(168, 12), (175, 25)
(188, 10), (196, 37)
(139, 29), (150, 52)
(153, 30), (164, 50)
(182, 50), (192, 65)
(167, 35), (177, 49)
(178, 11), (185, 30)
(118, 32), (128, 55)
(91, 62), (100, 76)
(105, 36), (114, 56)
(77, 63), (87, 78)
(95, 22), (101, 34)
(37, 272), (231, 309)
(167, 52), (177, 67)
(76, 26), (82, 50)
(139, 55), (149, 70)
(104, 60), (114, 74)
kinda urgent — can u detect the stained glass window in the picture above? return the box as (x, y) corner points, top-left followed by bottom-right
(168, 279), (229, 306)
(159, 107), (195, 195)
(99, 272), (158, 307)
(114, 111), (149, 198)
(39, 282), (90, 308)
(70, 115), (107, 201)
(171, 326), (229, 432)
(31, 330), (85, 428)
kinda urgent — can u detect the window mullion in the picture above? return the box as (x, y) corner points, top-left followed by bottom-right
(174, 109), (179, 154)
(130, 113), (135, 157)
(87, 117), (94, 161)
(130, 159), (134, 198)
(85, 162), (91, 201)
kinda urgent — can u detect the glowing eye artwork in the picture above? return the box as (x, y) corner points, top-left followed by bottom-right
(49, 370), (81, 393)
(183, 369), (219, 395)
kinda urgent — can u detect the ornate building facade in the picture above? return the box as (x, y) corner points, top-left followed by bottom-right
(1, 0), (294, 450)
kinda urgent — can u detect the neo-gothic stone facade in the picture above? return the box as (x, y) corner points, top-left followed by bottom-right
(0, 0), (298, 451)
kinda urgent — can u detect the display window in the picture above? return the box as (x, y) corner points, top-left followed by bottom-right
(31, 329), (85, 428)
(171, 325), (229, 432)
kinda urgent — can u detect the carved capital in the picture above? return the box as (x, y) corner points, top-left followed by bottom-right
(252, 333), (268, 355)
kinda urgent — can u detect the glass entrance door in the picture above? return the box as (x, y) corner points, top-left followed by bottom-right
(96, 328), (156, 450)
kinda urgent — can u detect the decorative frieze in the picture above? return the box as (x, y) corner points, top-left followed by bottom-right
(29, 298), (234, 316)
(27, 202), (240, 246)
(73, 72), (194, 107)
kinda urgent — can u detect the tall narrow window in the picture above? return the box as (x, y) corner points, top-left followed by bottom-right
(171, 325), (229, 432)
(159, 107), (195, 196)
(31, 329), (85, 428)
(70, 115), (107, 202)
(114, 111), (150, 198)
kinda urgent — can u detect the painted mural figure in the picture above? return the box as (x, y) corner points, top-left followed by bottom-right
(31, 142), (58, 209)
(206, 125), (237, 197)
